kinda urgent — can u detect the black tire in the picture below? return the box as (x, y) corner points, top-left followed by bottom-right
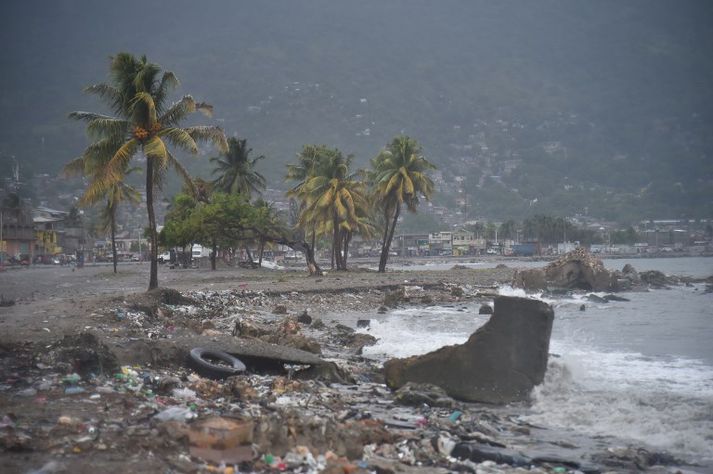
(188, 347), (246, 379)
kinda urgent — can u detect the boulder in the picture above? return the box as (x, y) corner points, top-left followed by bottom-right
(383, 296), (554, 404)
(544, 248), (616, 291)
(639, 270), (673, 289)
(297, 310), (312, 325)
(512, 268), (547, 292)
(478, 304), (493, 315)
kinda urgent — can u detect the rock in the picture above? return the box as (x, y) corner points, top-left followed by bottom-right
(272, 304), (288, 314)
(478, 304), (493, 315)
(297, 310), (312, 325)
(295, 361), (355, 384)
(603, 294), (630, 302)
(393, 382), (455, 408)
(451, 264), (468, 270)
(592, 446), (681, 471)
(377, 305), (388, 314)
(622, 263), (637, 274)
(311, 318), (325, 329)
(384, 288), (407, 308)
(450, 286), (464, 297)
(384, 296), (554, 404)
(345, 333), (378, 355)
(512, 268), (547, 292)
(356, 319), (371, 329)
(495, 263), (508, 269)
(544, 248), (617, 291)
(277, 334), (322, 355)
(420, 295), (433, 305)
(639, 270), (672, 289)
(586, 294), (608, 303)
(580, 304), (586, 311)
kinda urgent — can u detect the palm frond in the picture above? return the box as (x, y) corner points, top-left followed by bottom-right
(158, 95), (196, 126)
(159, 127), (198, 154)
(185, 126), (228, 152)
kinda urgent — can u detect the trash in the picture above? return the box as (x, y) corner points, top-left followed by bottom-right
(64, 386), (86, 395)
(172, 387), (197, 400)
(187, 417), (253, 448)
(449, 410), (462, 422)
(62, 373), (81, 385)
(154, 406), (197, 422)
(17, 388), (38, 397)
(188, 347), (246, 379)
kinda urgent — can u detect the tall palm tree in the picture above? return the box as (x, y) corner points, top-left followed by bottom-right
(370, 136), (435, 272)
(297, 151), (371, 270)
(70, 53), (227, 290)
(210, 137), (266, 199)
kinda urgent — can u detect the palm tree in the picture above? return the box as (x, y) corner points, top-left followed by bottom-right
(69, 53), (227, 289)
(210, 137), (266, 199)
(64, 140), (141, 273)
(370, 136), (435, 272)
(297, 151), (371, 270)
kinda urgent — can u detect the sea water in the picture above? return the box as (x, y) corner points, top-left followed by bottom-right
(359, 257), (713, 468)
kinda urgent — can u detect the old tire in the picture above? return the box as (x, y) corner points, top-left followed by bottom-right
(188, 347), (246, 379)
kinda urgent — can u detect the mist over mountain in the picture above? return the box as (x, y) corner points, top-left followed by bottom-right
(1, 0), (712, 221)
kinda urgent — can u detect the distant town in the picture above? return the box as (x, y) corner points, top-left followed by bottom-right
(2, 170), (712, 267)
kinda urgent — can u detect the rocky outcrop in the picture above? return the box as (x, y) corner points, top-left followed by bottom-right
(383, 296), (554, 404)
(512, 268), (547, 292)
(544, 248), (617, 291)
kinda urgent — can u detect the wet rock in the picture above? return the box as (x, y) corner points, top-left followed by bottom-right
(346, 333), (378, 355)
(603, 294), (630, 302)
(544, 248), (617, 291)
(393, 382), (455, 408)
(377, 305), (389, 314)
(580, 304), (586, 311)
(384, 288), (407, 308)
(384, 296), (554, 404)
(512, 268), (547, 292)
(639, 270), (673, 289)
(356, 319), (371, 329)
(586, 294), (608, 303)
(452, 442), (530, 466)
(592, 446), (681, 471)
(478, 304), (493, 315)
(297, 310), (312, 325)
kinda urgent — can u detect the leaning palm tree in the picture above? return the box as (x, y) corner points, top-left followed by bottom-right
(210, 137), (266, 199)
(370, 136), (436, 272)
(69, 53), (227, 289)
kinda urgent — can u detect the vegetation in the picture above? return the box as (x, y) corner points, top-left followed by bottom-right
(369, 136), (435, 272)
(68, 53), (227, 289)
(210, 137), (266, 198)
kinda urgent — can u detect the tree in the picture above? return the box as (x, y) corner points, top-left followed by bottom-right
(70, 53), (227, 289)
(295, 148), (372, 270)
(369, 136), (435, 272)
(64, 150), (141, 273)
(210, 137), (266, 199)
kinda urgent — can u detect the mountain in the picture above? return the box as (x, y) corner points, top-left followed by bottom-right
(1, 0), (712, 221)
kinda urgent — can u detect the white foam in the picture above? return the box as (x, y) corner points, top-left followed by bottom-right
(525, 348), (713, 460)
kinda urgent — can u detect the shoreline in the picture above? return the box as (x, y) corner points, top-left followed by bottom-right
(1, 260), (710, 473)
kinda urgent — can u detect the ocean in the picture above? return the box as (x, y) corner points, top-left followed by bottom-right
(359, 257), (713, 470)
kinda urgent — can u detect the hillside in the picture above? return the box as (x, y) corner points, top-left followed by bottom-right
(1, 0), (712, 221)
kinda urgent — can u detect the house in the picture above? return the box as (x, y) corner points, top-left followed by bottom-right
(1, 197), (34, 262)
(451, 229), (485, 256)
(429, 231), (453, 255)
(394, 234), (430, 257)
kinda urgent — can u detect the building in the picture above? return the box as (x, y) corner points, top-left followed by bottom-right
(394, 234), (430, 257)
(1, 197), (34, 262)
(451, 229), (485, 256)
(429, 231), (453, 255)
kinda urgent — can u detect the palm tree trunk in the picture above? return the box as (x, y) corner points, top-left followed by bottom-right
(258, 238), (265, 267)
(111, 209), (118, 274)
(379, 203), (400, 273)
(146, 158), (158, 290)
(244, 245), (254, 264)
(210, 239), (217, 271)
(342, 231), (351, 270)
